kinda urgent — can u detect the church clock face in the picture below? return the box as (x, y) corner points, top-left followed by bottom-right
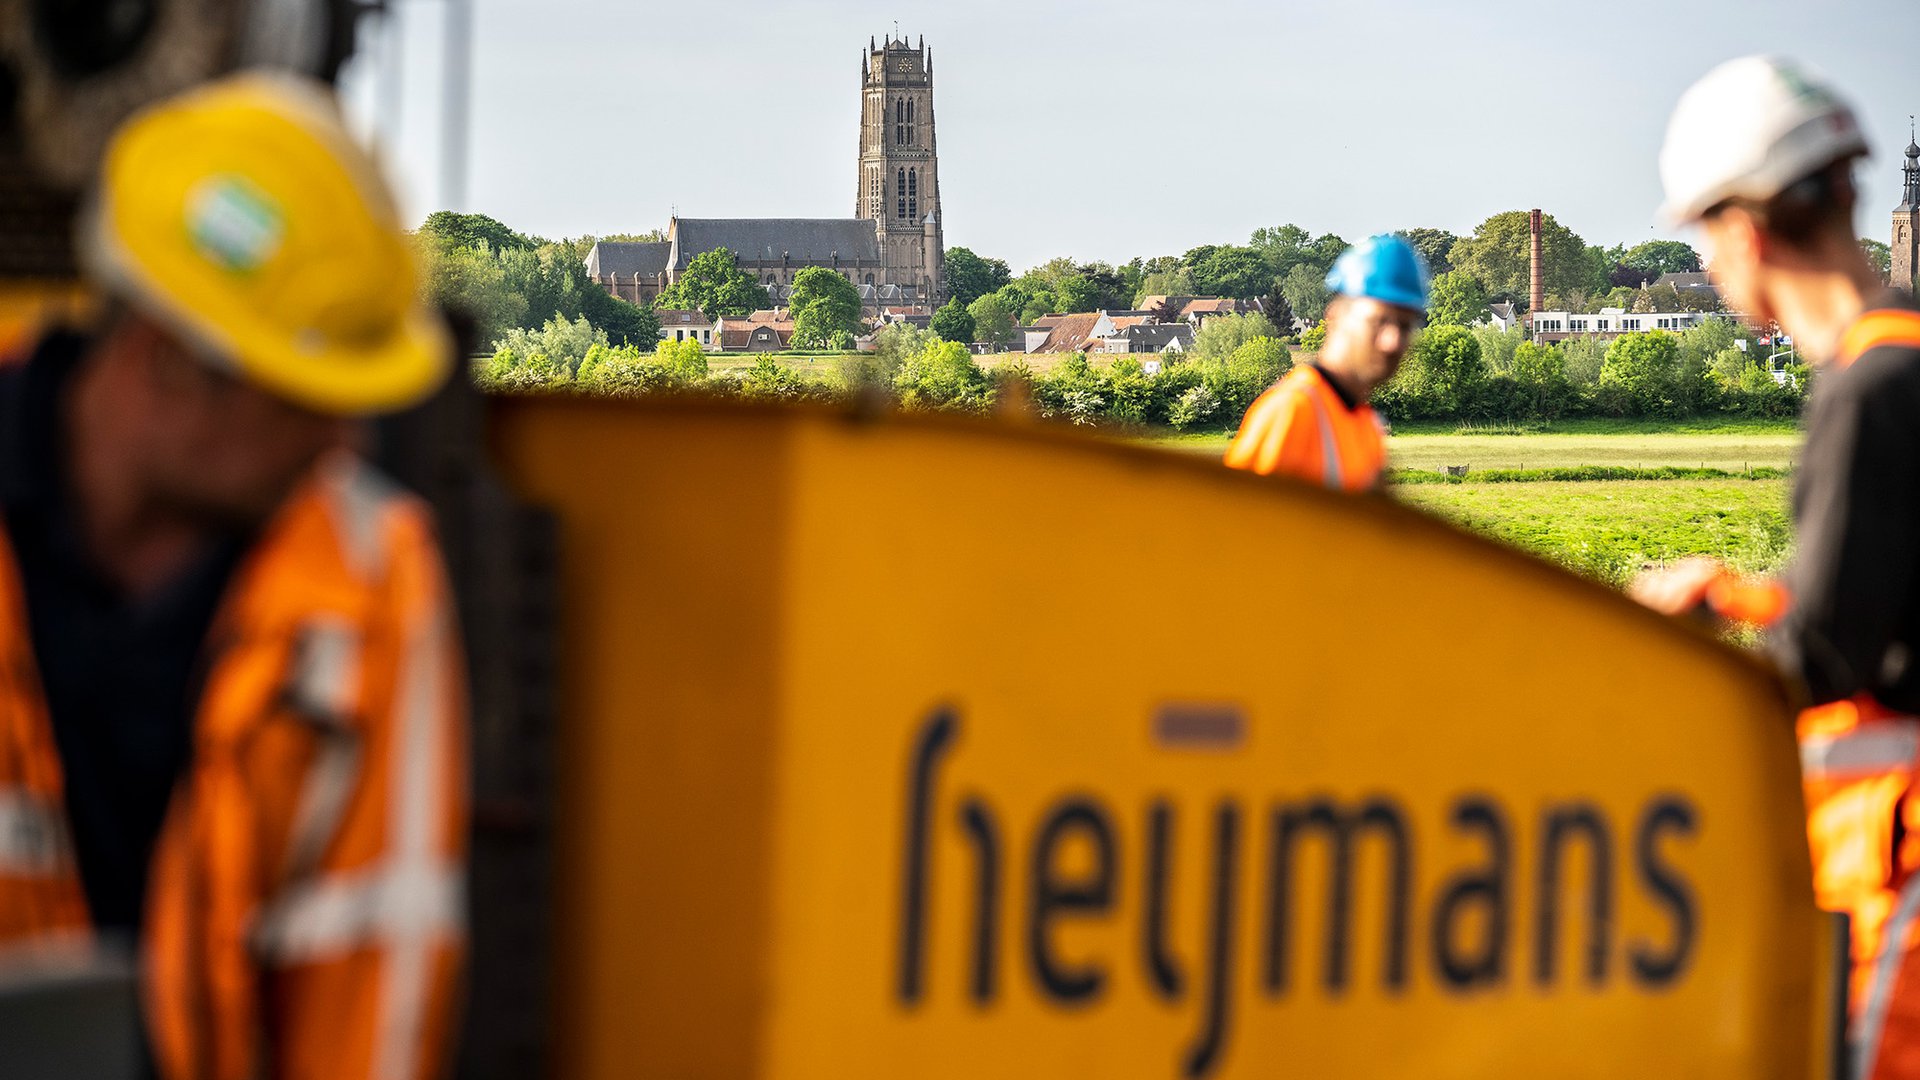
(896, 59), (912, 72)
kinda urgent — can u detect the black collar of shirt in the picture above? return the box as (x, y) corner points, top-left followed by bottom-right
(1308, 362), (1364, 411)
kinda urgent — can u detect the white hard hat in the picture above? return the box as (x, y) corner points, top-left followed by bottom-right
(1658, 55), (1869, 225)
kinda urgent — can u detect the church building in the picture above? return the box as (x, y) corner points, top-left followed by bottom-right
(1893, 133), (1919, 296)
(587, 35), (946, 313)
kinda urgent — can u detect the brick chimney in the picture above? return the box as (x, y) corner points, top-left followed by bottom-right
(1529, 208), (1544, 315)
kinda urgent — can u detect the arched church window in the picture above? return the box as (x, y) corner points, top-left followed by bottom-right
(894, 99), (905, 146)
(906, 99), (916, 146)
(897, 168), (907, 219)
(908, 168), (918, 222)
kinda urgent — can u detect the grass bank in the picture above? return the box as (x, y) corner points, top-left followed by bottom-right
(1396, 478), (1792, 586)
(1156, 425), (1801, 472)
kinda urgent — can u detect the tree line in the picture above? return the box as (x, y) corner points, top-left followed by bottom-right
(938, 212), (1739, 351)
(475, 302), (1807, 433)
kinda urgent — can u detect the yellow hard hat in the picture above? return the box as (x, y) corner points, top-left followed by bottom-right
(79, 72), (449, 417)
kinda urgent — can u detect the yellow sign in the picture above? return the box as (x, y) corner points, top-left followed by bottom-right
(490, 396), (1832, 1080)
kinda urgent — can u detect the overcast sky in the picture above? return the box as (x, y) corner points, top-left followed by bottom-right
(339, 0), (1918, 272)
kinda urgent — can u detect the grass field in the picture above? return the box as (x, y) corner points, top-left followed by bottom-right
(1147, 419), (1803, 588)
(1398, 478), (1792, 586)
(1160, 418), (1801, 472)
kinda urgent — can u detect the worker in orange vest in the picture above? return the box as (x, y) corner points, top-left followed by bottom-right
(1630, 56), (1920, 1078)
(1223, 234), (1429, 490)
(0, 74), (466, 1078)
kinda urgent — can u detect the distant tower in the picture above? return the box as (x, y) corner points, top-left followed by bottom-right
(856, 34), (945, 304)
(1894, 128), (1920, 296)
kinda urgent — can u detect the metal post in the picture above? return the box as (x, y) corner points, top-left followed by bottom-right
(441, 0), (472, 210)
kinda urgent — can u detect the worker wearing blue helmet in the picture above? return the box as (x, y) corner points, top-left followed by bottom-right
(1224, 234), (1429, 491)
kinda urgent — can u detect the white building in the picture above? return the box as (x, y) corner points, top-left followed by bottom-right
(1527, 307), (1724, 342)
(657, 308), (718, 350)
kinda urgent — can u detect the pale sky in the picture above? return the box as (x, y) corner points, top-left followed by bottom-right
(340, 0), (1919, 272)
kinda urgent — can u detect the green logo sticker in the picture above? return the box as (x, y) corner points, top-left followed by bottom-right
(185, 175), (285, 275)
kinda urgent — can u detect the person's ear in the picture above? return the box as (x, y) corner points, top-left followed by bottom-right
(1729, 207), (1768, 268)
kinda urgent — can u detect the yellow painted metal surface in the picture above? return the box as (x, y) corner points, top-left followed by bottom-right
(490, 395), (1829, 1080)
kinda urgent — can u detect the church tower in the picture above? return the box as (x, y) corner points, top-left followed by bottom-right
(856, 34), (944, 304)
(1894, 131), (1920, 296)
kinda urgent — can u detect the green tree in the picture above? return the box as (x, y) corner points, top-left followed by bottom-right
(654, 247), (773, 319)
(1510, 340), (1573, 418)
(1055, 274), (1100, 313)
(417, 233), (528, 345)
(1428, 270), (1490, 327)
(1191, 312), (1281, 361)
(788, 266), (865, 348)
(1472, 323), (1525, 375)
(1451, 211), (1603, 302)
(1397, 228), (1460, 275)
(491, 314), (606, 378)
(1188, 245), (1273, 299)
(1261, 285), (1296, 336)
(654, 337), (710, 381)
(1622, 239), (1703, 277)
(1677, 318), (1739, 373)
(1395, 325), (1486, 417)
(1076, 262), (1134, 310)
(930, 298), (976, 343)
(1559, 336), (1607, 386)
(943, 247), (1012, 306)
(1248, 224), (1347, 279)
(419, 211), (532, 253)
(842, 322), (928, 395)
(967, 293), (1017, 351)
(1862, 238), (1892, 281)
(1599, 330), (1683, 416)
(1280, 264), (1330, 325)
(1134, 268), (1194, 305)
(1018, 290), (1058, 324)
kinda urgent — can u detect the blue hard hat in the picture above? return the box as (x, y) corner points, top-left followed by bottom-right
(1323, 234), (1431, 312)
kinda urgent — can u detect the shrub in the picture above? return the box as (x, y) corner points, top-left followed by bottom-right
(1193, 312), (1281, 361)
(895, 340), (993, 411)
(1599, 331), (1682, 417)
(491, 313), (605, 377)
(1169, 384), (1222, 429)
(1101, 355), (1155, 425)
(737, 355), (813, 400)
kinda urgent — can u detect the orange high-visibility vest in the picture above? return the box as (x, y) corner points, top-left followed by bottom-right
(0, 453), (467, 1080)
(1223, 365), (1388, 491)
(1712, 306), (1920, 1079)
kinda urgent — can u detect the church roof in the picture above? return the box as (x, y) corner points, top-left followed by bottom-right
(671, 218), (880, 267)
(584, 241), (671, 279)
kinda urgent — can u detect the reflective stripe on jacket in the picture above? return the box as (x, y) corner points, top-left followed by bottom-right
(0, 452), (468, 1080)
(1223, 365), (1388, 491)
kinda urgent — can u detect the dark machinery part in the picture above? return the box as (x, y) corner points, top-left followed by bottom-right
(0, 0), (368, 279)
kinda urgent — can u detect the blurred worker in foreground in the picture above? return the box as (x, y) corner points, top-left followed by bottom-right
(1630, 56), (1920, 1077)
(0, 74), (467, 1078)
(1223, 234), (1428, 491)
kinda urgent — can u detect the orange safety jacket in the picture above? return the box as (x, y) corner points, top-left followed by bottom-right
(0, 453), (467, 1080)
(1223, 365), (1388, 491)
(1708, 306), (1920, 1079)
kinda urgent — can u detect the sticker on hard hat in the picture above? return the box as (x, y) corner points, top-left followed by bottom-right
(185, 175), (285, 275)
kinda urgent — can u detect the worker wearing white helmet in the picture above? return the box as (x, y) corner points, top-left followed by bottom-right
(1631, 55), (1920, 1078)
